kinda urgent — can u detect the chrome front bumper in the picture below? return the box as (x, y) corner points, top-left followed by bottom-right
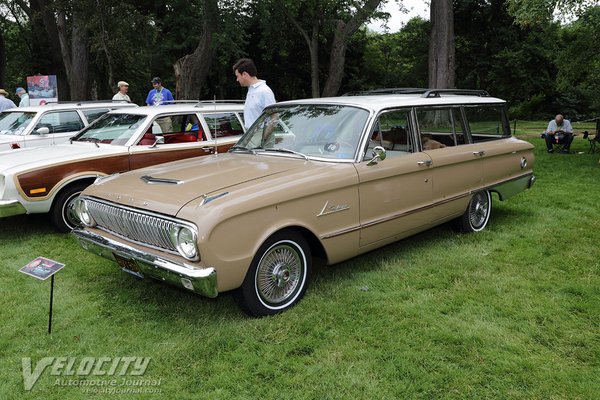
(0, 200), (27, 218)
(72, 228), (218, 298)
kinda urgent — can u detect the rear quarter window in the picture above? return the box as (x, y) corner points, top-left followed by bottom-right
(82, 108), (110, 124)
(464, 105), (510, 143)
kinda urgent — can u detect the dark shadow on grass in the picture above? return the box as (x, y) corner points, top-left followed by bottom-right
(92, 267), (245, 322)
(0, 214), (55, 239)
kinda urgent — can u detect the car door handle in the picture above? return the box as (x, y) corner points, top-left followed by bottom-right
(473, 150), (485, 157)
(417, 160), (432, 166)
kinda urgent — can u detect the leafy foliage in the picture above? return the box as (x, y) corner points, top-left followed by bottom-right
(0, 1), (599, 117)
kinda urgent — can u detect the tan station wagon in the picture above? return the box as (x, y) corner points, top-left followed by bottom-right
(72, 89), (535, 316)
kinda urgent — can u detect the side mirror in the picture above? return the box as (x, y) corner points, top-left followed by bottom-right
(367, 145), (386, 166)
(34, 127), (50, 136)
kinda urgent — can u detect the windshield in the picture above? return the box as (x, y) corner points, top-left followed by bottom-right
(0, 111), (36, 135)
(72, 113), (146, 145)
(235, 104), (369, 160)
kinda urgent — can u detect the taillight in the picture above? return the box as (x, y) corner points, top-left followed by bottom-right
(11, 143), (20, 149)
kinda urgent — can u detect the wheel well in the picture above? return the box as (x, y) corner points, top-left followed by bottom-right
(277, 226), (328, 265)
(51, 178), (96, 209)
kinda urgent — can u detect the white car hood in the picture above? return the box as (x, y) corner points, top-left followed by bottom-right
(0, 142), (126, 175)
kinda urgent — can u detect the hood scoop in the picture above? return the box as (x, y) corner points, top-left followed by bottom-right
(141, 175), (182, 185)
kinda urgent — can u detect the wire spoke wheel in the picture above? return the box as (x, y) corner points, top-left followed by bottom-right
(468, 191), (490, 230)
(454, 190), (492, 233)
(236, 231), (311, 317)
(256, 243), (303, 305)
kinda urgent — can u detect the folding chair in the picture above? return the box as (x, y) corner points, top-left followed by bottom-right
(582, 120), (600, 154)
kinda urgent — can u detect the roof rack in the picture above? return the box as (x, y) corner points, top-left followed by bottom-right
(196, 100), (244, 104)
(44, 100), (133, 105)
(343, 88), (490, 97)
(343, 88), (432, 96)
(420, 89), (489, 98)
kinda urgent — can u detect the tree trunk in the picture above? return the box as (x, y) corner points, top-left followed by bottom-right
(0, 24), (5, 87)
(321, 20), (347, 97)
(56, 8), (89, 100)
(309, 22), (320, 98)
(31, 0), (70, 100)
(282, 3), (321, 98)
(174, 0), (219, 100)
(321, 0), (382, 97)
(428, 0), (455, 89)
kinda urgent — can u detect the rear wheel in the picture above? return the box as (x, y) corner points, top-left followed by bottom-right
(50, 182), (89, 233)
(235, 231), (311, 317)
(454, 190), (492, 233)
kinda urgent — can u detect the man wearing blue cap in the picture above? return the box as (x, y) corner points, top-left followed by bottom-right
(15, 87), (30, 107)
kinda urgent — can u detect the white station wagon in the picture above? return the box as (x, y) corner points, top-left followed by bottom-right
(0, 101), (137, 150)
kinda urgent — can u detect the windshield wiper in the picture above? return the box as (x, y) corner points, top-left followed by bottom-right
(262, 147), (309, 160)
(79, 137), (100, 147)
(229, 145), (256, 154)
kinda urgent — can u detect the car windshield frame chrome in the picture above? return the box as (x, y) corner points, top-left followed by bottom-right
(236, 103), (374, 163)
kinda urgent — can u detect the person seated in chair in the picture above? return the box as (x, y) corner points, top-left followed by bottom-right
(544, 114), (573, 153)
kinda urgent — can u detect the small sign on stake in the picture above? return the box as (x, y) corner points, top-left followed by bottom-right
(19, 257), (65, 334)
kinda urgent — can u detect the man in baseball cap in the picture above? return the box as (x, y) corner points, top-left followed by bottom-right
(15, 87), (30, 107)
(146, 77), (174, 106)
(0, 89), (17, 111)
(112, 81), (131, 102)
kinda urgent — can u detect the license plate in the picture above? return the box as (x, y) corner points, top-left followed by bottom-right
(114, 254), (144, 278)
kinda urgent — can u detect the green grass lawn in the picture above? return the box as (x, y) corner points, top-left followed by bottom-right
(1, 131), (598, 399)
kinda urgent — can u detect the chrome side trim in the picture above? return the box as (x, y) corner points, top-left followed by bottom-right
(73, 228), (218, 298)
(321, 172), (535, 240)
(320, 193), (469, 240)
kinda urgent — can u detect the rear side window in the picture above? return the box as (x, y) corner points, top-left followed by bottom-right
(416, 107), (465, 149)
(203, 112), (245, 138)
(82, 108), (110, 124)
(35, 111), (85, 133)
(463, 105), (510, 143)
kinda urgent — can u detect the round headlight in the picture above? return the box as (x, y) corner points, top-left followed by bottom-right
(170, 226), (198, 260)
(74, 198), (96, 227)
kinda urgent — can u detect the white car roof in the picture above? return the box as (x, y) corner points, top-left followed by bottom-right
(8, 101), (137, 113)
(104, 102), (244, 117)
(275, 91), (506, 113)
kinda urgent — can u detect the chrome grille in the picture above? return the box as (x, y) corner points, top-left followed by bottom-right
(86, 199), (178, 252)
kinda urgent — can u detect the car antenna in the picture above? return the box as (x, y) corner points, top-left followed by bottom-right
(213, 95), (218, 157)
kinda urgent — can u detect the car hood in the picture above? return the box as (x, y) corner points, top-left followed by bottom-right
(83, 153), (312, 216)
(0, 142), (125, 174)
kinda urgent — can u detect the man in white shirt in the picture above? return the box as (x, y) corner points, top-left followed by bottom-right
(112, 81), (131, 102)
(15, 87), (30, 107)
(544, 114), (573, 153)
(233, 58), (276, 129)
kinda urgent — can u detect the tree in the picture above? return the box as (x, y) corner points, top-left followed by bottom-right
(278, 0), (385, 97)
(174, 0), (219, 99)
(428, 0), (454, 89)
(506, 0), (597, 25)
(321, 0), (383, 96)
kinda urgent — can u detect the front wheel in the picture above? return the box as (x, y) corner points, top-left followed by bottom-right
(235, 231), (311, 317)
(50, 182), (89, 233)
(454, 190), (492, 233)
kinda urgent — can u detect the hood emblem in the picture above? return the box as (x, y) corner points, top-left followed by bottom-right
(141, 175), (182, 185)
(317, 201), (350, 217)
(200, 192), (229, 206)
